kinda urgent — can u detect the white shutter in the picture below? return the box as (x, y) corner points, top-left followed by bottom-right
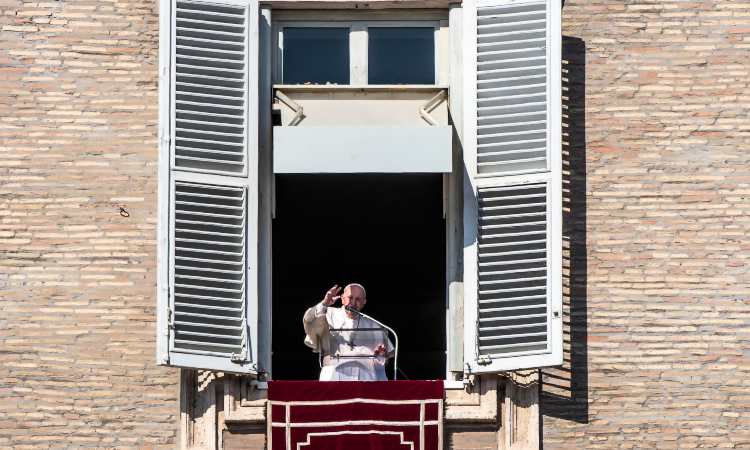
(157, 0), (259, 373)
(463, 0), (562, 373)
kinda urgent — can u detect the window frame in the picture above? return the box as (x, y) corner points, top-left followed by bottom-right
(272, 20), (443, 86)
(260, 11), (459, 382)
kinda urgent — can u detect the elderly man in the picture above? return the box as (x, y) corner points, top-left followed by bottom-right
(303, 283), (394, 381)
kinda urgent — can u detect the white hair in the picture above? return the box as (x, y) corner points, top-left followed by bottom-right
(344, 283), (366, 299)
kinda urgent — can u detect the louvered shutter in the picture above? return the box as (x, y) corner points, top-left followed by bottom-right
(462, 0), (562, 373)
(157, 0), (259, 373)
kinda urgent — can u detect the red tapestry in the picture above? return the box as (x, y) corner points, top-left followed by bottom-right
(268, 381), (444, 450)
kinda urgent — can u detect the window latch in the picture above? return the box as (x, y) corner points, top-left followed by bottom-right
(477, 355), (492, 366)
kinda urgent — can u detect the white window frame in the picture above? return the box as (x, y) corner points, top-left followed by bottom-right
(260, 12), (458, 382)
(272, 20), (443, 86)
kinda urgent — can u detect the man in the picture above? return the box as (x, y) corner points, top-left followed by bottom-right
(303, 283), (394, 381)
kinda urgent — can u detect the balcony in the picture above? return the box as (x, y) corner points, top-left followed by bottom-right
(272, 85), (452, 173)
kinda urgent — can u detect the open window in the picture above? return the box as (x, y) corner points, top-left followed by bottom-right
(156, 0), (564, 379)
(271, 174), (446, 380)
(274, 20), (441, 85)
(268, 13), (453, 381)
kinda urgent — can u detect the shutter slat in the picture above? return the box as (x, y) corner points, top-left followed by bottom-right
(175, 25), (245, 38)
(480, 265), (545, 277)
(479, 330), (546, 339)
(176, 63), (245, 76)
(479, 223), (546, 232)
(479, 258), (546, 268)
(174, 339), (241, 349)
(176, 6), (246, 19)
(173, 292), (244, 303)
(479, 313), (547, 322)
(175, 146), (244, 157)
(478, 19), (545, 30)
(175, 255), (243, 265)
(175, 155), (246, 167)
(478, 294), (547, 305)
(176, 108), (243, 120)
(175, 265), (243, 275)
(175, 282), (244, 294)
(478, 137), (546, 150)
(175, 302), (243, 312)
(478, 157), (547, 168)
(479, 238), (546, 249)
(175, 126), (245, 138)
(479, 286), (545, 296)
(478, 118), (546, 129)
(479, 276), (547, 286)
(176, 227), (244, 238)
(176, 219), (243, 229)
(174, 321), (244, 331)
(179, 99), (245, 109)
(479, 342), (546, 352)
(177, 273), (244, 283)
(176, 45), (245, 56)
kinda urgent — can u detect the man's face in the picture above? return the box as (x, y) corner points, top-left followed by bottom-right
(341, 285), (366, 313)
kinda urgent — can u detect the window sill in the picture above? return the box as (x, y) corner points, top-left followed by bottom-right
(224, 376), (499, 424)
(247, 379), (465, 390)
(273, 84), (448, 92)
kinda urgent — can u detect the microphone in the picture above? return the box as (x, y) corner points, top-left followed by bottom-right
(343, 305), (362, 315)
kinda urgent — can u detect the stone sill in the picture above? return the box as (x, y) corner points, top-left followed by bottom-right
(223, 375), (499, 424)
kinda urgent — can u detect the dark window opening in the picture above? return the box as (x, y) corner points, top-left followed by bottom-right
(282, 27), (350, 84)
(272, 174), (446, 380)
(368, 27), (435, 85)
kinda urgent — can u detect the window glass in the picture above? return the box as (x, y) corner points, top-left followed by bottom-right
(368, 27), (435, 85)
(282, 27), (350, 84)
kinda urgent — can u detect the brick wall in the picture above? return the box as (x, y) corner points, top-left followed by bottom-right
(542, 1), (750, 448)
(0, 0), (178, 448)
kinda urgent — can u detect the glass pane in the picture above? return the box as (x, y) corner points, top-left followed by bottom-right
(368, 27), (435, 85)
(283, 28), (350, 84)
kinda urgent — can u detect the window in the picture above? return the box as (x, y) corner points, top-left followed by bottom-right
(271, 174), (446, 380)
(157, 1), (563, 378)
(368, 27), (435, 84)
(276, 21), (439, 85)
(282, 27), (350, 84)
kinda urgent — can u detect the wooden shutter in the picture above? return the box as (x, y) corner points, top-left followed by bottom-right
(463, 0), (562, 373)
(157, 0), (259, 373)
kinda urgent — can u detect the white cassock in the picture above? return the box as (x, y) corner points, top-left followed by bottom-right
(303, 302), (394, 381)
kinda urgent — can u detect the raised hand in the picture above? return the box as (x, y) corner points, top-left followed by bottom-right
(322, 285), (342, 306)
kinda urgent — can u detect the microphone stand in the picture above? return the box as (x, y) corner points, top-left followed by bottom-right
(345, 305), (399, 380)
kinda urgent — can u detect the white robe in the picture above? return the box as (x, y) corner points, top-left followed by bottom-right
(303, 302), (394, 381)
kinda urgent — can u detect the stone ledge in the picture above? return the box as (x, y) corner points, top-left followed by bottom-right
(223, 375), (499, 424)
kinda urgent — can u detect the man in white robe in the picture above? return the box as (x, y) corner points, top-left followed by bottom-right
(303, 283), (394, 381)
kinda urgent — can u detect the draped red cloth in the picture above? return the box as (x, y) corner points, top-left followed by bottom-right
(268, 381), (444, 450)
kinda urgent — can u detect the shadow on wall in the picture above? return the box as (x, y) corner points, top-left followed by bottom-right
(540, 35), (589, 426)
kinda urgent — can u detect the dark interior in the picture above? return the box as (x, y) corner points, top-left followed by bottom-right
(272, 174), (446, 380)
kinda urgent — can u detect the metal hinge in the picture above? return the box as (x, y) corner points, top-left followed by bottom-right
(231, 353), (247, 363)
(477, 355), (492, 366)
(167, 308), (174, 329)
